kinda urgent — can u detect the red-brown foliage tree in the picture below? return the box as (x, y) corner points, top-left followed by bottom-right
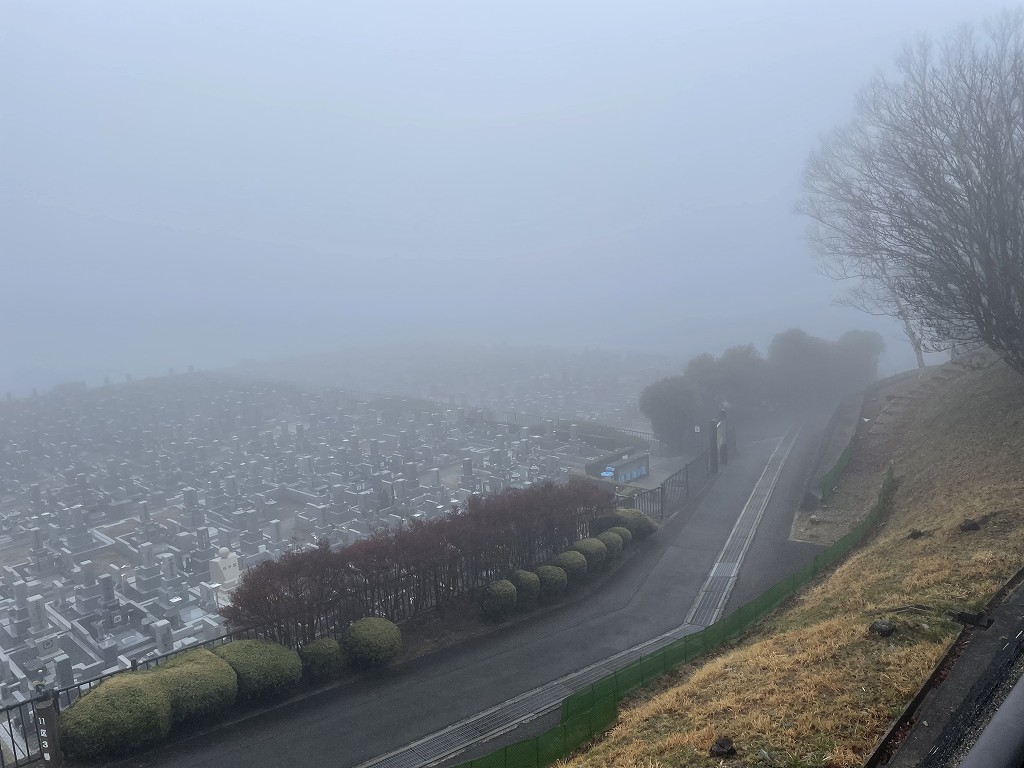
(223, 478), (613, 638)
(221, 539), (357, 645)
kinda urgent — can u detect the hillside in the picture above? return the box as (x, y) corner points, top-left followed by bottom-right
(563, 358), (1024, 768)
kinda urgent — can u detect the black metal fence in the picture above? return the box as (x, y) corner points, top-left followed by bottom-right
(0, 697), (46, 767)
(628, 449), (711, 522)
(627, 413), (733, 522)
(0, 605), (358, 767)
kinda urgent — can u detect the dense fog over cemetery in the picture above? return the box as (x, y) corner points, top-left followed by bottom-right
(4, 0), (1009, 395)
(3, 2), (1024, 768)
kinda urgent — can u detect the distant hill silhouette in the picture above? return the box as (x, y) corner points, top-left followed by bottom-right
(1, 196), (912, 395)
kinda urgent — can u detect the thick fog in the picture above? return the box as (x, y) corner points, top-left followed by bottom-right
(1, 0), (1006, 395)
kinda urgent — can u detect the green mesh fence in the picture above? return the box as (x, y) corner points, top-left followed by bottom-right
(563, 712), (593, 752)
(704, 620), (726, 647)
(795, 561), (815, 586)
(452, 466), (899, 768)
(505, 739), (539, 768)
(755, 578), (791, 615)
(470, 750), (505, 768)
(734, 601), (757, 635)
(685, 629), (706, 661)
(821, 439), (855, 502)
(536, 725), (565, 765)
(664, 637), (688, 666)
(591, 695), (617, 731)
(561, 686), (593, 720)
(593, 675), (617, 703)
(641, 650), (667, 683)
(615, 659), (643, 696)
(719, 609), (740, 640)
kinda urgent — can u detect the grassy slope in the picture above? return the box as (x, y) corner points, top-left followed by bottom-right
(564, 361), (1024, 768)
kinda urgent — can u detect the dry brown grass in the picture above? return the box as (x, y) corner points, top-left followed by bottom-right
(562, 361), (1024, 768)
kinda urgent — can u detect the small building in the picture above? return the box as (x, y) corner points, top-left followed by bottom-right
(585, 450), (650, 485)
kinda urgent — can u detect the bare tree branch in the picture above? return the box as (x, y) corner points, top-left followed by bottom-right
(800, 11), (1024, 375)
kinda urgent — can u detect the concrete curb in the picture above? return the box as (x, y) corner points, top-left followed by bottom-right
(865, 563), (1024, 767)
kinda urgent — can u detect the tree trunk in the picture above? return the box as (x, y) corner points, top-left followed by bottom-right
(902, 317), (926, 370)
(892, 293), (926, 370)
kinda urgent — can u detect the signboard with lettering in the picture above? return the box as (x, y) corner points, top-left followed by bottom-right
(35, 698), (62, 766)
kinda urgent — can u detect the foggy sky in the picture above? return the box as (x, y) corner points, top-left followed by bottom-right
(1, 0), (1009, 395)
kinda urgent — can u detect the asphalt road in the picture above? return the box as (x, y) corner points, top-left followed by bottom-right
(725, 429), (826, 612)
(109, 424), (825, 768)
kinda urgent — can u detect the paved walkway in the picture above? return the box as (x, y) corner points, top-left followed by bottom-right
(112, 427), (825, 768)
(358, 430), (806, 768)
(688, 430), (798, 626)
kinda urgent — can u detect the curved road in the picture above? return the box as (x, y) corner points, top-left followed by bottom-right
(116, 426), (824, 768)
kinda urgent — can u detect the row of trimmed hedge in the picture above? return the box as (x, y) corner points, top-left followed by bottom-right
(59, 508), (658, 759)
(479, 509), (657, 619)
(59, 617), (403, 760)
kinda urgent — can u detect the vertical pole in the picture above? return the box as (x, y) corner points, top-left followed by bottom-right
(718, 409), (729, 467)
(36, 694), (63, 766)
(708, 420), (719, 475)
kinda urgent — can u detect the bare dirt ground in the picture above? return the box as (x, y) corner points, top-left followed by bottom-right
(791, 365), (965, 546)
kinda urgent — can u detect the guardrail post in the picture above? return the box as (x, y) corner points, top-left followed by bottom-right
(708, 421), (719, 475)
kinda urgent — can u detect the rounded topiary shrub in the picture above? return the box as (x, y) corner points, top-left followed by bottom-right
(553, 550), (588, 581)
(480, 579), (517, 619)
(614, 508), (659, 540)
(571, 537), (608, 570)
(534, 565), (568, 601)
(212, 640), (302, 703)
(299, 637), (345, 683)
(60, 674), (172, 760)
(590, 513), (620, 535)
(510, 569), (540, 602)
(154, 648), (237, 726)
(596, 530), (623, 559)
(345, 617), (402, 667)
(608, 525), (633, 547)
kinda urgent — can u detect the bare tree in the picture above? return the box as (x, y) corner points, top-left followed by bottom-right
(801, 12), (1024, 376)
(809, 238), (926, 368)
